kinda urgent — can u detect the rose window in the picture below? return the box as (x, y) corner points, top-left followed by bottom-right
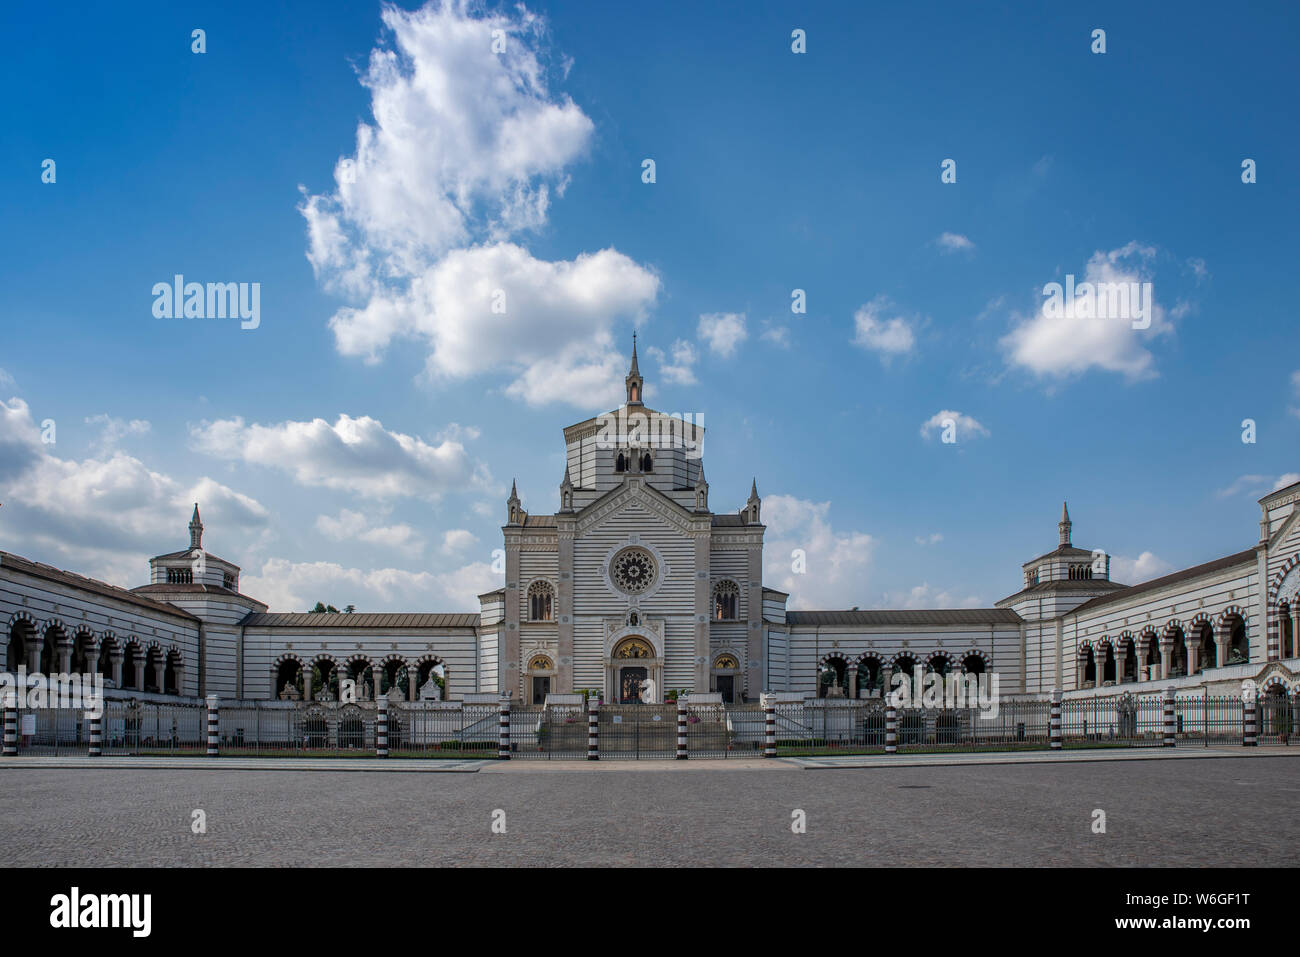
(610, 547), (656, 595)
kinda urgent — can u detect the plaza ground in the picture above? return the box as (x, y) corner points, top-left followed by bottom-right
(0, 752), (1296, 867)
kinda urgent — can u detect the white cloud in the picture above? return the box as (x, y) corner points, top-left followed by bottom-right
(1000, 242), (1174, 381)
(440, 528), (479, 554)
(697, 312), (748, 358)
(880, 583), (983, 609)
(851, 296), (917, 359)
(936, 232), (974, 253)
(299, 0), (658, 405)
(760, 323), (790, 348)
(240, 556), (497, 613)
(315, 509), (425, 557)
(85, 413), (151, 454)
(1110, 551), (1173, 585)
(646, 339), (697, 385)
(762, 494), (874, 610)
(0, 397), (269, 585)
(914, 533), (944, 546)
(919, 409), (990, 441)
(190, 412), (492, 501)
(1216, 473), (1300, 499)
(1290, 370), (1300, 419)
(0, 368), (15, 390)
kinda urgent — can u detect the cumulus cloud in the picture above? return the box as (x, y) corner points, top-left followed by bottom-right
(759, 322), (790, 348)
(646, 339), (697, 385)
(880, 583), (983, 609)
(919, 410), (989, 441)
(1290, 370), (1300, 419)
(1000, 242), (1174, 381)
(190, 412), (492, 501)
(697, 312), (747, 358)
(936, 232), (974, 253)
(762, 494), (874, 610)
(851, 296), (917, 359)
(315, 509), (425, 557)
(240, 556), (497, 613)
(440, 528), (478, 554)
(85, 413), (150, 454)
(299, 0), (658, 407)
(0, 397), (269, 584)
(1216, 473), (1300, 499)
(914, 533), (944, 546)
(1110, 551), (1174, 585)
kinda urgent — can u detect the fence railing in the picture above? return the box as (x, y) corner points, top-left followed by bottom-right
(1, 694), (1287, 759)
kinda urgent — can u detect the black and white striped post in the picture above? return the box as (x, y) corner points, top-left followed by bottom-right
(3, 694), (17, 756)
(763, 698), (776, 758)
(87, 709), (102, 757)
(884, 703), (897, 754)
(1243, 690), (1257, 747)
(497, 697), (510, 759)
(1049, 690), (1062, 750)
(676, 697), (688, 760)
(205, 695), (219, 757)
(1163, 686), (1176, 747)
(376, 695), (388, 758)
(587, 695), (599, 761)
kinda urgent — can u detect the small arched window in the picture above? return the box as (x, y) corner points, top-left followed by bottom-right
(527, 581), (555, 621)
(642, 453), (653, 472)
(615, 453), (626, 473)
(713, 580), (739, 620)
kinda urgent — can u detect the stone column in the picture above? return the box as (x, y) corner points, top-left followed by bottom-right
(847, 665), (858, 700)
(206, 695), (219, 757)
(1163, 687), (1176, 747)
(1096, 645), (1109, 685)
(110, 650), (124, 688)
(1291, 606), (1300, 659)
(1136, 644), (1149, 684)
(1159, 638), (1173, 681)
(881, 665), (894, 698)
(24, 637), (41, 673)
(407, 670), (417, 703)
(497, 697), (510, 759)
(302, 665), (313, 703)
(82, 639), (99, 677)
(174, 664), (186, 697)
(151, 658), (165, 693)
(133, 659), (146, 692)
(1215, 629), (1230, 670)
(56, 639), (73, 674)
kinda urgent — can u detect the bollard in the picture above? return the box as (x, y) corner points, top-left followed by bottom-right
(376, 696), (388, 758)
(3, 694), (17, 756)
(763, 700), (776, 758)
(498, 698), (510, 759)
(1163, 686), (1176, 747)
(1244, 694), (1257, 747)
(676, 697), (687, 760)
(1050, 690), (1062, 751)
(206, 695), (219, 757)
(87, 709), (102, 757)
(885, 703), (897, 754)
(587, 695), (599, 761)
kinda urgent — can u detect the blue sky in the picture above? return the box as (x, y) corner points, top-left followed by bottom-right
(1, 0), (1297, 612)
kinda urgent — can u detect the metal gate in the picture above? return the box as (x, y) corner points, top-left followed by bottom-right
(598, 703), (675, 759)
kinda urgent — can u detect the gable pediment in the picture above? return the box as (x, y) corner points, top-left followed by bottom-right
(575, 477), (703, 536)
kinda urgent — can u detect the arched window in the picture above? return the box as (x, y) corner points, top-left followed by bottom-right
(641, 453), (653, 472)
(527, 581), (555, 621)
(713, 580), (739, 620)
(615, 453), (626, 473)
(713, 653), (739, 670)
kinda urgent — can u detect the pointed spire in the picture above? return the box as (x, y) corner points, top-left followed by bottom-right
(510, 479), (519, 499)
(188, 503), (203, 550)
(559, 466), (574, 512)
(560, 465), (572, 488)
(625, 332), (644, 406)
(750, 478), (759, 500)
(507, 479), (523, 525)
(744, 478), (761, 524)
(1058, 500), (1072, 547)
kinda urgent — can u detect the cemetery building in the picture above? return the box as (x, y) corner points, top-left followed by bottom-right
(3, 344), (1299, 705)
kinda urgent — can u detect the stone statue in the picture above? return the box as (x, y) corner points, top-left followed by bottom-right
(418, 676), (442, 701)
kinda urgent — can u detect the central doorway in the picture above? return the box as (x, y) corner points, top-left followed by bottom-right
(619, 666), (648, 703)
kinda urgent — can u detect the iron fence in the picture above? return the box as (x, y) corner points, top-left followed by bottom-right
(1258, 694), (1297, 746)
(598, 703), (676, 759)
(389, 702), (499, 757)
(1059, 694), (1165, 748)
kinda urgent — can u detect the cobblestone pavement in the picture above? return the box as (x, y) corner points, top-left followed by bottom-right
(1, 755), (1296, 866)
